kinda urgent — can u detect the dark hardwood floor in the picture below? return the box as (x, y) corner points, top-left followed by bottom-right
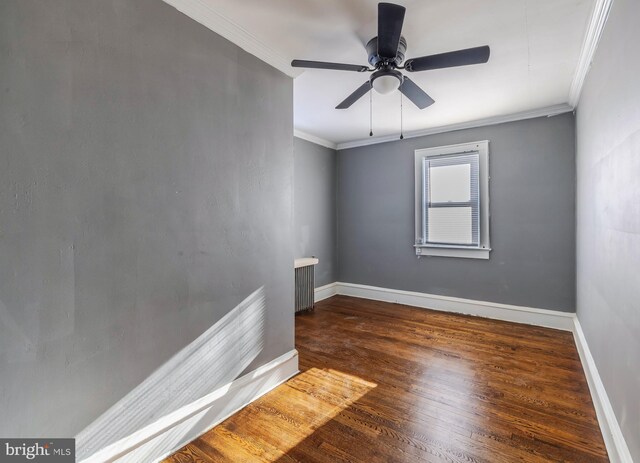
(165, 295), (608, 462)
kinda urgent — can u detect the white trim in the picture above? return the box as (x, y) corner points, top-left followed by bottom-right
(416, 247), (490, 259)
(568, 0), (615, 107)
(79, 350), (298, 463)
(161, 0), (298, 78)
(572, 319), (633, 463)
(294, 130), (337, 150)
(333, 282), (575, 331)
(314, 282), (338, 303)
(336, 104), (574, 150)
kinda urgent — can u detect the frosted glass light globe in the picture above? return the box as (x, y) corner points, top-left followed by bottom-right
(372, 74), (400, 94)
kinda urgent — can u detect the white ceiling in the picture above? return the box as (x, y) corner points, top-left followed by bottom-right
(173, 0), (595, 146)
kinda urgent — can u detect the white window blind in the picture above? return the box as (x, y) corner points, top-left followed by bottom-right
(423, 152), (480, 247)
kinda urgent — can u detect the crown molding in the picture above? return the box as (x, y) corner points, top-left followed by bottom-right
(568, 0), (614, 107)
(336, 103), (574, 150)
(161, 0), (299, 78)
(294, 130), (337, 150)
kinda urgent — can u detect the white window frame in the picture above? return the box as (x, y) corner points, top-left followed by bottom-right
(414, 141), (490, 259)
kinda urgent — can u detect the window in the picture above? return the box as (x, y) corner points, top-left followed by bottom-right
(414, 141), (490, 259)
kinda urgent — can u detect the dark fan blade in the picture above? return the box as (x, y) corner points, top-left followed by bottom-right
(404, 46), (490, 72)
(291, 59), (369, 72)
(336, 81), (372, 109)
(377, 3), (406, 59)
(399, 77), (435, 109)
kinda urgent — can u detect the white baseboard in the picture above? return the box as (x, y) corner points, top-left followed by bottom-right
(572, 319), (633, 463)
(333, 282), (575, 331)
(314, 282), (338, 303)
(80, 350), (298, 463)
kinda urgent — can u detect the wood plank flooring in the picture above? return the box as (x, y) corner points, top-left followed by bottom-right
(165, 295), (608, 462)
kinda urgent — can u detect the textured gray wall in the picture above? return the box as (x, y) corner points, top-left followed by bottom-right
(575, 0), (640, 458)
(294, 137), (337, 287)
(337, 114), (576, 311)
(0, 0), (293, 439)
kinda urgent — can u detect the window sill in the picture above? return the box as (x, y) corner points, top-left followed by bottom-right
(414, 245), (491, 260)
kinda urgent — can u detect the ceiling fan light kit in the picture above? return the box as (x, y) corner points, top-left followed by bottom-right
(371, 69), (402, 94)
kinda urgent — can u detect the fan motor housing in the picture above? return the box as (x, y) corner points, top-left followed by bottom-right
(366, 36), (407, 67)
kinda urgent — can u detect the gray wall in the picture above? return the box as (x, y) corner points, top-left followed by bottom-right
(0, 0), (293, 440)
(575, 0), (640, 458)
(337, 114), (576, 311)
(294, 137), (337, 287)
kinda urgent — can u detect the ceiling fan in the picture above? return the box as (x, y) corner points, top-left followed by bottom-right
(291, 2), (490, 110)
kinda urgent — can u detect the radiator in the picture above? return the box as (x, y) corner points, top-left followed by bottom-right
(294, 257), (319, 313)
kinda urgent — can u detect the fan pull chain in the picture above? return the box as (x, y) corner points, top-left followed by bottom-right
(369, 82), (373, 137)
(400, 85), (404, 140)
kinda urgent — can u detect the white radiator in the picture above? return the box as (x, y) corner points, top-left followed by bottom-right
(294, 258), (319, 313)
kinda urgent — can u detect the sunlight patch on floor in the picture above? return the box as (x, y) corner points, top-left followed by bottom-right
(170, 367), (377, 462)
